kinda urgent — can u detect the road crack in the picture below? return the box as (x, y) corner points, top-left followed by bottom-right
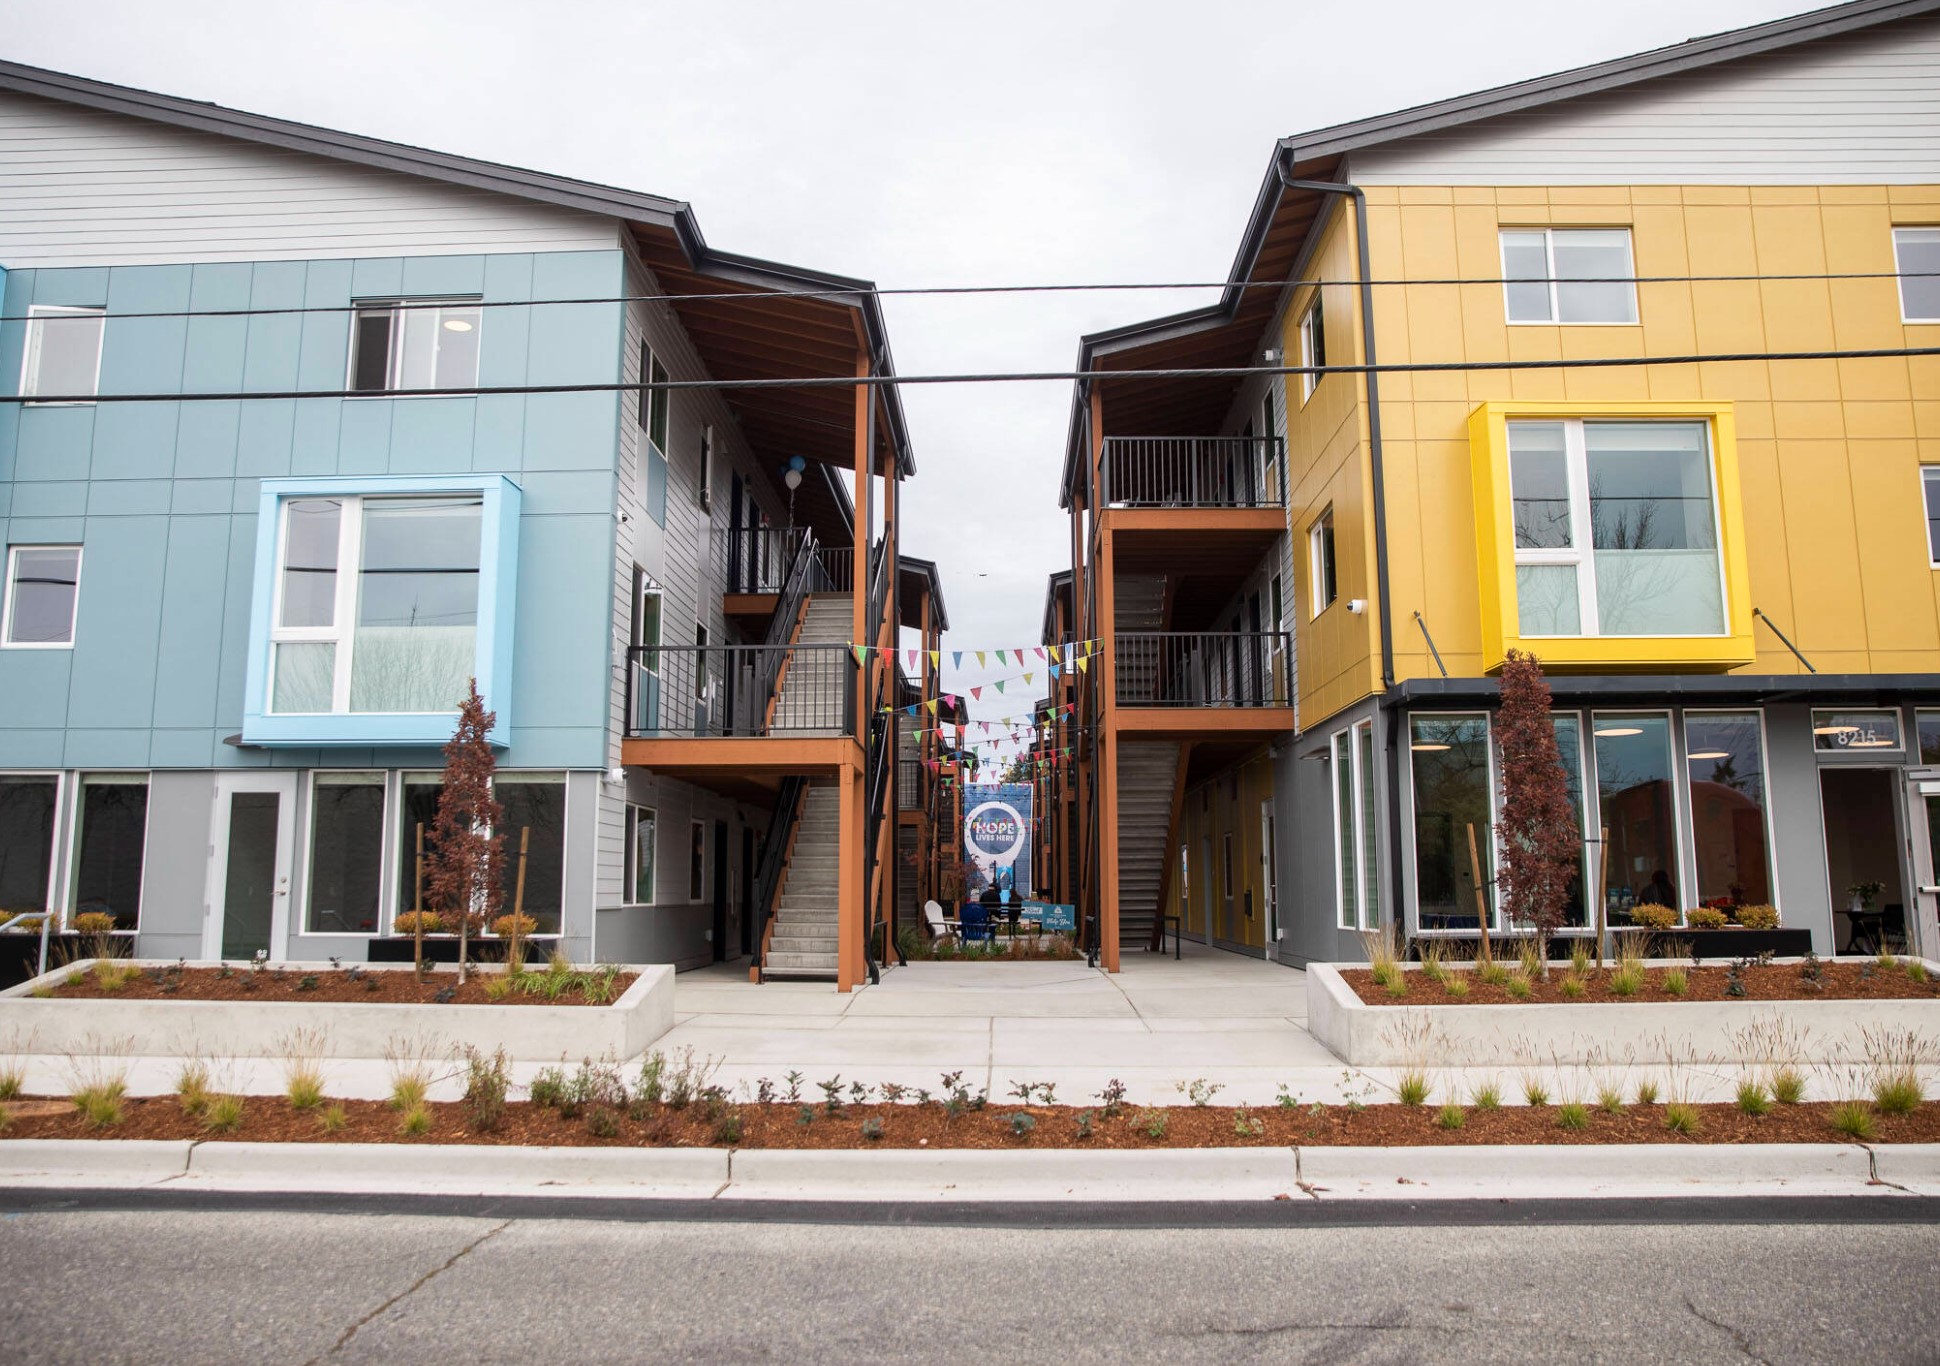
(1683, 1292), (1771, 1364)
(305, 1219), (510, 1363)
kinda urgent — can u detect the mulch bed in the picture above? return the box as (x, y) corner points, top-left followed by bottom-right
(3, 1097), (1935, 1148)
(1341, 960), (1940, 1007)
(30, 965), (635, 1007)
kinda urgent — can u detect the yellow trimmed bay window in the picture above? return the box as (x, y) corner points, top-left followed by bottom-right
(1468, 401), (1753, 673)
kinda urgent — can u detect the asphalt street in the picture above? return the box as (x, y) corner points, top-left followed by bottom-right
(0, 1193), (1935, 1364)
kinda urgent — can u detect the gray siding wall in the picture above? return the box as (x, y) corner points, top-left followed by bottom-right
(0, 89), (621, 266)
(592, 247), (790, 967)
(1348, 13), (1940, 185)
(1276, 696), (1390, 968)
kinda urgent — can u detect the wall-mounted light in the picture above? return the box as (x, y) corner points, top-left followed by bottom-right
(1262, 347), (1283, 363)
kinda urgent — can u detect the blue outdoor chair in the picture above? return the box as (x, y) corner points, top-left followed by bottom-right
(960, 902), (994, 943)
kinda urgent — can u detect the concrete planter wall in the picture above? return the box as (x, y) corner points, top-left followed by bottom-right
(0, 962), (676, 1061)
(1307, 961), (1940, 1066)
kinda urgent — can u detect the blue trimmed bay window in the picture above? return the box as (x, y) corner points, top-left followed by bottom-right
(242, 476), (520, 746)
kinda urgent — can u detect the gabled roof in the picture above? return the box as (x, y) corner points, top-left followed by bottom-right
(898, 555), (949, 633)
(1059, 0), (1939, 503)
(0, 58), (914, 478)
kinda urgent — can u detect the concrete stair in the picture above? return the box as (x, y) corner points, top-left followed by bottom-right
(763, 784), (842, 979)
(1114, 740), (1181, 949)
(771, 595), (853, 735)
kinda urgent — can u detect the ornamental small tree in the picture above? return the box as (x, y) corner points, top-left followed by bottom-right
(1493, 650), (1581, 973)
(423, 679), (504, 981)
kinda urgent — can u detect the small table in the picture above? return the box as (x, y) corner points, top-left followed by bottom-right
(1841, 908), (1886, 955)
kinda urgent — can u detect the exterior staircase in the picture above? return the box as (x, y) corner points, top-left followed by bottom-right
(1114, 740), (1181, 949)
(763, 783), (841, 979)
(1113, 574), (1166, 705)
(770, 594), (853, 735)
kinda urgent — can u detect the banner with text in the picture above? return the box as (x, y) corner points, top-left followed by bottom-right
(963, 782), (1033, 898)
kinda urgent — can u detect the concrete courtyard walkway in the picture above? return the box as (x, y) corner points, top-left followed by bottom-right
(659, 943), (1344, 1107)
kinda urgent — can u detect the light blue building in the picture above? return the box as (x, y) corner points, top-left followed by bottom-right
(0, 61), (916, 971)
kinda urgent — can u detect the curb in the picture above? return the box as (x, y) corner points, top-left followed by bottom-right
(1, 1141), (1933, 1202)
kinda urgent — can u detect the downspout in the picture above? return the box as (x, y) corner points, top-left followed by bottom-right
(1276, 157), (1404, 948)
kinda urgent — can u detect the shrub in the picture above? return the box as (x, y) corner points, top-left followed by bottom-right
(1907, 960), (1931, 984)
(1384, 974), (1408, 999)
(77, 1090), (122, 1128)
(71, 911), (117, 939)
(1471, 1079), (1502, 1110)
(1007, 1112), (1037, 1139)
(1687, 907), (1729, 931)
(1555, 1102), (1589, 1131)
(1134, 1109), (1167, 1140)
(1769, 1067), (1806, 1105)
(1628, 904), (1677, 932)
(1595, 1084), (1625, 1115)
(1558, 975), (1585, 999)
(712, 1109), (745, 1145)
(1830, 1102), (1875, 1140)
(1661, 967), (1688, 997)
(1875, 1071), (1924, 1116)
(1521, 1076), (1550, 1107)
(1504, 973), (1533, 1000)
(584, 1106), (620, 1138)
(462, 1046), (510, 1133)
(1417, 941), (1445, 982)
(316, 1104), (349, 1134)
(1663, 1102), (1700, 1135)
(174, 1058), (212, 1116)
(278, 1028), (327, 1112)
(398, 1102), (434, 1137)
(1443, 976), (1470, 999)
(202, 1094), (245, 1133)
(1570, 940), (1593, 976)
(1435, 1104), (1466, 1130)
(1395, 1070), (1430, 1107)
(1860, 1026), (1932, 1116)
(1477, 959), (1510, 987)
(1232, 1107), (1264, 1138)
(529, 1066), (567, 1110)
(1608, 963), (1644, 996)
(1633, 1078), (1660, 1106)
(1734, 904), (1780, 930)
(392, 910), (446, 936)
(490, 914), (537, 941)
(1735, 1080), (1771, 1116)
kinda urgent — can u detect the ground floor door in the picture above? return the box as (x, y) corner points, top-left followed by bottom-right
(1901, 772), (1940, 960)
(1260, 801), (1279, 960)
(1819, 767), (1910, 955)
(203, 772), (297, 961)
(711, 819), (730, 962)
(740, 826), (757, 957)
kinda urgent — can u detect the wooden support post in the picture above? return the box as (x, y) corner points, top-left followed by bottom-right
(1098, 527), (1120, 974)
(1595, 824), (1610, 968)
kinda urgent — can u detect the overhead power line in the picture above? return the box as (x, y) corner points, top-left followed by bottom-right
(4, 344), (1935, 405)
(0, 270), (1931, 324)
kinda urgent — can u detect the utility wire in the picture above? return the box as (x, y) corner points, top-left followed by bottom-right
(0, 270), (1932, 324)
(6, 345), (1936, 405)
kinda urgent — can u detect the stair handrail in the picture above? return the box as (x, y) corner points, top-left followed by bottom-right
(750, 775), (808, 980)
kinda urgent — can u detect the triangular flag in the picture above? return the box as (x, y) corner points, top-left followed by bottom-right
(995, 650), (1008, 665)
(1024, 673), (1034, 686)
(952, 651), (963, 669)
(1050, 665), (1061, 680)
(925, 699), (939, 714)
(907, 649), (919, 671)
(1076, 657), (1089, 673)
(943, 693), (957, 709)
(1034, 647), (1046, 661)
(976, 651), (986, 668)
(905, 704), (919, 716)
(971, 687), (982, 700)
(928, 651), (940, 670)
(851, 645), (867, 666)
(878, 646), (894, 666)
(995, 680), (1006, 694)
(1049, 645), (1061, 664)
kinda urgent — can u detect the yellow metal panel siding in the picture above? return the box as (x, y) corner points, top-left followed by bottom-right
(1283, 183), (1940, 705)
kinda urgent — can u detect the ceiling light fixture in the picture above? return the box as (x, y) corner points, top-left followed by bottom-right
(1593, 726), (1642, 738)
(1686, 750), (1730, 761)
(1813, 723), (1860, 736)
(442, 319), (474, 332)
(1410, 743), (1451, 752)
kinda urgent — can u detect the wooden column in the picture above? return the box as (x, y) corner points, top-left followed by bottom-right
(839, 351), (871, 993)
(1097, 524), (1121, 973)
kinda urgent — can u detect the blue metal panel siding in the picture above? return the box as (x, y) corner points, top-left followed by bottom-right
(0, 250), (625, 771)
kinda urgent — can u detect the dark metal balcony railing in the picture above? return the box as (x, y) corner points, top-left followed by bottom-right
(625, 643), (856, 737)
(1101, 436), (1285, 509)
(1113, 632), (1294, 708)
(898, 756), (921, 809)
(719, 527), (856, 596)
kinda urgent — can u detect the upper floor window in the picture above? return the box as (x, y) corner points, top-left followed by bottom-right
(1509, 419), (1723, 638)
(1500, 228), (1637, 325)
(1896, 227), (1940, 324)
(639, 343), (669, 453)
(20, 305), (104, 402)
(269, 494), (483, 714)
(1298, 295), (1326, 401)
(1309, 506), (1337, 617)
(349, 299), (481, 393)
(1924, 468), (1940, 567)
(3, 545), (81, 648)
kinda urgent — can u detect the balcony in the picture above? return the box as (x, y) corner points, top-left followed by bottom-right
(719, 528), (855, 634)
(1101, 437), (1284, 510)
(1111, 631), (1295, 738)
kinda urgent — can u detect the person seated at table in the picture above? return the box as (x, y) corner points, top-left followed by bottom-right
(1639, 868), (1677, 908)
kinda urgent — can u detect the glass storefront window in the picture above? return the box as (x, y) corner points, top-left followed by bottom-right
(1683, 712), (1773, 908)
(1410, 714), (1494, 932)
(1919, 709), (1940, 766)
(0, 775), (59, 915)
(73, 775), (148, 931)
(1551, 714), (1589, 929)
(495, 774), (565, 935)
(1592, 714), (1681, 924)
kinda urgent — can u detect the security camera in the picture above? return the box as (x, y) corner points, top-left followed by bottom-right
(1347, 599), (1367, 614)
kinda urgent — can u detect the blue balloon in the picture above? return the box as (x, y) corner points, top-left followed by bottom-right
(788, 455), (807, 472)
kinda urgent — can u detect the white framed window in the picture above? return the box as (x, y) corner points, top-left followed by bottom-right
(1895, 226), (1940, 324)
(19, 305), (105, 403)
(1308, 506), (1336, 617)
(1408, 713), (1495, 934)
(494, 772), (567, 936)
(1591, 712), (1686, 923)
(0, 772), (64, 920)
(268, 494), (484, 715)
(625, 803), (656, 905)
(1332, 720), (1379, 931)
(1500, 228), (1638, 325)
(305, 771), (387, 936)
(1297, 295), (1325, 402)
(1508, 419), (1726, 639)
(1923, 469), (1940, 568)
(70, 773), (149, 931)
(1682, 710), (1776, 911)
(348, 299), (481, 393)
(640, 343), (669, 454)
(3, 545), (82, 648)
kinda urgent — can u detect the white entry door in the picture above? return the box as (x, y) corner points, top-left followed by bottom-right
(203, 772), (298, 961)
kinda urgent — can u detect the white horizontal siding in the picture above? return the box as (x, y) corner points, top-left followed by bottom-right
(1348, 15), (1940, 184)
(0, 89), (621, 265)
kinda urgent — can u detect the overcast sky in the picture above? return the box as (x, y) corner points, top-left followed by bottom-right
(6, 0), (1816, 764)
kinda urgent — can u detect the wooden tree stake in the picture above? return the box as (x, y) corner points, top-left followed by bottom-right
(1467, 822), (1490, 964)
(511, 826), (530, 974)
(413, 822), (425, 977)
(1595, 824), (1611, 969)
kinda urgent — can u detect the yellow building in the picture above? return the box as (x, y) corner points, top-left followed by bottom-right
(1059, 0), (1940, 967)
